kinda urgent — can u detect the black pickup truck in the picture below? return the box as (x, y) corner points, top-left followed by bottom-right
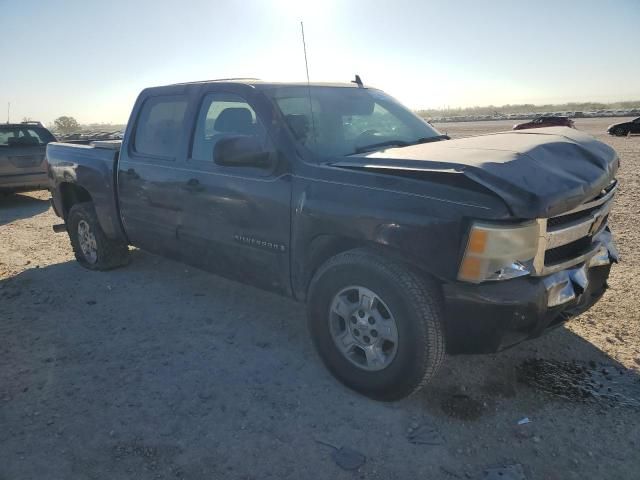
(47, 79), (619, 400)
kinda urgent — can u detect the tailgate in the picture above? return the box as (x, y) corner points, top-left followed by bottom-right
(0, 145), (47, 176)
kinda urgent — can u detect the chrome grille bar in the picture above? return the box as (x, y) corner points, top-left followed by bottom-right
(545, 201), (612, 249)
(532, 181), (617, 276)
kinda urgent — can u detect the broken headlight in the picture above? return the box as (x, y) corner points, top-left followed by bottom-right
(458, 221), (540, 283)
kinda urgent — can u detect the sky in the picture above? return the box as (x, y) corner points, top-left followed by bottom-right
(1, 0), (639, 125)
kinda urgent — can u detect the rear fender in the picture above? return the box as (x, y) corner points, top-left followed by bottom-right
(47, 142), (128, 243)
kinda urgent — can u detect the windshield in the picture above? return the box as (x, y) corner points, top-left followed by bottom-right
(264, 86), (442, 157)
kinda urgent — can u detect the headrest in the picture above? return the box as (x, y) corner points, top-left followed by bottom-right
(7, 136), (39, 147)
(214, 108), (254, 134)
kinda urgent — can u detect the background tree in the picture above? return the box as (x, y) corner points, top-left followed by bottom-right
(53, 116), (80, 134)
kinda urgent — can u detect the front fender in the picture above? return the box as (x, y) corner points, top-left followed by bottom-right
(290, 172), (507, 299)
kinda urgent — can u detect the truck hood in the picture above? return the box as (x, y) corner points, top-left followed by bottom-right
(331, 127), (618, 218)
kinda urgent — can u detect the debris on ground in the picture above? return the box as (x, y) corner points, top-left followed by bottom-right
(513, 426), (535, 440)
(517, 359), (640, 409)
(517, 417), (531, 425)
(482, 463), (527, 480)
(315, 439), (366, 471)
(439, 465), (463, 478)
(441, 394), (486, 421)
(407, 421), (445, 445)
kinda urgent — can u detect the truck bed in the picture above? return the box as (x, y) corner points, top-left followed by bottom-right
(47, 140), (126, 241)
(47, 140), (121, 171)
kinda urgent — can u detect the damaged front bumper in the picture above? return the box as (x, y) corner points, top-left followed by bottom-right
(544, 229), (618, 307)
(443, 229), (618, 354)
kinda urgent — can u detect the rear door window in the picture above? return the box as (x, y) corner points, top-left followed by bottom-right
(133, 96), (188, 159)
(0, 128), (12, 146)
(0, 127), (54, 147)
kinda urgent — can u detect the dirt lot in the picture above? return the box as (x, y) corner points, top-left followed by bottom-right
(1, 118), (639, 480)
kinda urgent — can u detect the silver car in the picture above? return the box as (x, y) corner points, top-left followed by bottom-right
(0, 122), (56, 193)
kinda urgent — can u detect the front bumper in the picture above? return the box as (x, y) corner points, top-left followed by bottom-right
(443, 234), (618, 354)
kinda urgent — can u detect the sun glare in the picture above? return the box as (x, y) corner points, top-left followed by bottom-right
(273, 0), (335, 21)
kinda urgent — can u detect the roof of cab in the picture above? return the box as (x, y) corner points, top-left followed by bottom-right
(2, 122), (46, 128)
(168, 78), (363, 89)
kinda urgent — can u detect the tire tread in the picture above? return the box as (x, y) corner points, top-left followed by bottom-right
(67, 202), (129, 270)
(308, 248), (445, 399)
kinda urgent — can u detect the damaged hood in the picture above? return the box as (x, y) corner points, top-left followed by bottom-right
(332, 127), (618, 218)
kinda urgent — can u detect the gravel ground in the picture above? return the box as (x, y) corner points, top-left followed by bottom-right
(1, 117), (639, 480)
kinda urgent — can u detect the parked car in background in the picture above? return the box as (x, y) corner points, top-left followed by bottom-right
(607, 117), (640, 136)
(56, 130), (125, 143)
(0, 122), (56, 194)
(513, 116), (575, 130)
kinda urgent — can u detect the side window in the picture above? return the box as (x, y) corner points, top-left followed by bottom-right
(25, 129), (44, 144)
(134, 96), (187, 158)
(0, 128), (17, 147)
(191, 93), (266, 162)
(0, 127), (50, 147)
(0, 127), (47, 147)
(32, 128), (56, 144)
(0, 129), (10, 146)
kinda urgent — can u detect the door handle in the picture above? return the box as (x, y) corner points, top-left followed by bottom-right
(125, 168), (139, 179)
(183, 178), (203, 192)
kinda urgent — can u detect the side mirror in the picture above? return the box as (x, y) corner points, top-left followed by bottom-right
(213, 135), (271, 168)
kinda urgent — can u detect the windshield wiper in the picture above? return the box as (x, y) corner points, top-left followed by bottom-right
(353, 140), (410, 154)
(411, 134), (451, 145)
(351, 134), (450, 155)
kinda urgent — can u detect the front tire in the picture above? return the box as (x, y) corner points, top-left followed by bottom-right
(67, 202), (129, 270)
(307, 248), (445, 400)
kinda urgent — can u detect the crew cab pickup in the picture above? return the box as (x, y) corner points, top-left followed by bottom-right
(47, 79), (619, 400)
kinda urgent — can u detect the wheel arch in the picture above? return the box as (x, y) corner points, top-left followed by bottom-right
(294, 234), (441, 302)
(304, 245), (446, 399)
(56, 180), (128, 244)
(59, 182), (93, 219)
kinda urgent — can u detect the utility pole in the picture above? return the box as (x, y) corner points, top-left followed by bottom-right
(6, 102), (9, 124)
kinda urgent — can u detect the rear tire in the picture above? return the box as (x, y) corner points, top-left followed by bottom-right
(67, 202), (129, 270)
(307, 248), (445, 400)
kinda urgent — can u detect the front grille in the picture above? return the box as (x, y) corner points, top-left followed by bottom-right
(533, 180), (617, 275)
(544, 237), (593, 266)
(547, 204), (601, 229)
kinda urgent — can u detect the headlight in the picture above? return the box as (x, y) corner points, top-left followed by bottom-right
(458, 221), (540, 283)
